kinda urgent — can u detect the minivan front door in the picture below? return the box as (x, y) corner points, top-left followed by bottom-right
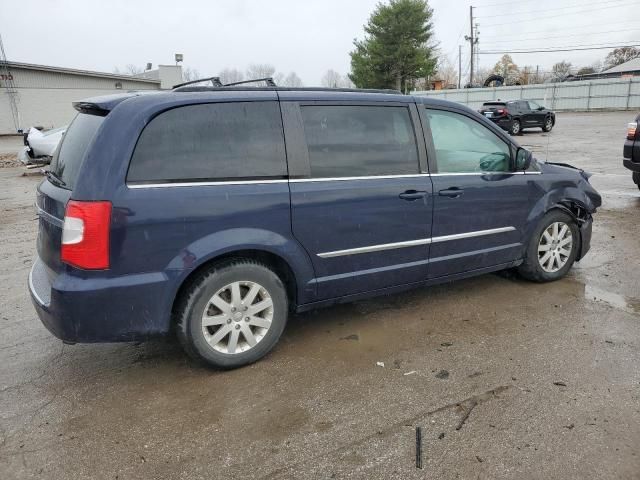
(284, 102), (432, 300)
(423, 107), (535, 278)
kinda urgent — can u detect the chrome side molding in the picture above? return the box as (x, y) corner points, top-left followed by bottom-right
(317, 226), (516, 258)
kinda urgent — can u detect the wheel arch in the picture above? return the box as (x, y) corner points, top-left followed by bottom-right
(164, 228), (317, 332)
(525, 199), (591, 261)
(171, 248), (301, 318)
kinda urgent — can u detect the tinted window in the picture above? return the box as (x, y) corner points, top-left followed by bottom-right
(51, 113), (104, 190)
(300, 105), (419, 178)
(427, 109), (511, 173)
(128, 102), (286, 182)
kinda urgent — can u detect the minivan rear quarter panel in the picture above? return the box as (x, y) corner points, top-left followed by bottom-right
(49, 91), (317, 339)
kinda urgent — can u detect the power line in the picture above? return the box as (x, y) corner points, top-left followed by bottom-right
(479, 44), (640, 54)
(476, 0), (630, 18)
(474, 0), (539, 8)
(480, 28), (640, 44)
(488, 41), (640, 49)
(481, 2), (637, 27)
(479, 18), (638, 33)
(481, 41), (640, 51)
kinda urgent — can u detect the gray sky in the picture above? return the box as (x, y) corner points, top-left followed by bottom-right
(1, 0), (638, 85)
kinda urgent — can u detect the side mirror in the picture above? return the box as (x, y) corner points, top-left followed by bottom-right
(537, 106), (545, 111)
(515, 147), (532, 170)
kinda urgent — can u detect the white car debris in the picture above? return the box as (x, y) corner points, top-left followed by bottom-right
(19, 126), (67, 164)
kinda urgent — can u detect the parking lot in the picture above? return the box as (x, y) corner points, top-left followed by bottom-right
(1, 111), (639, 479)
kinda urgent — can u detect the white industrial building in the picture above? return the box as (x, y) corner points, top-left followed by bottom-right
(0, 61), (183, 134)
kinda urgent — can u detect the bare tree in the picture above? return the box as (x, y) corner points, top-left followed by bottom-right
(519, 65), (534, 85)
(492, 55), (520, 84)
(218, 68), (244, 84)
(321, 69), (350, 88)
(576, 66), (596, 76)
(113, 64), (144, 75)
(590, 60), (604, 73)
(182, 67), (200, 82)
(246, 64), (276, 81)
(282, 72), (304, 87)
(436, 57), (458, 88)
(550, 61), (573, 82)
(273, 72), (286, 86)
(604, 47), (639, 69)
(474, 67), (492, 86)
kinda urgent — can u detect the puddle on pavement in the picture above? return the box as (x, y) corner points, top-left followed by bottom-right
(584, 284), (640, 315)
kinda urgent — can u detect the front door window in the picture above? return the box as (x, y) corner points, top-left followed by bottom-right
(426, 109), (511, 173)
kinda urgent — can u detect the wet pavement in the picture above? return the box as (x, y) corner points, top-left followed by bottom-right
(1, 111), (639, 479)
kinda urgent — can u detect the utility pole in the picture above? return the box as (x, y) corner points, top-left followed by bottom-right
(474, 22), (480, 80)
(458, 45), (462, 89)
(464, 6), (478, 86)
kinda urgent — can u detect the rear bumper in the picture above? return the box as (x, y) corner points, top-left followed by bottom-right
(623, 158), (640, 173)
(488, 116), (513, 131)
(29, 257), (173, 343)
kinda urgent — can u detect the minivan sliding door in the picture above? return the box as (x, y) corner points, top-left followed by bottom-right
(283, 101), (433, 301)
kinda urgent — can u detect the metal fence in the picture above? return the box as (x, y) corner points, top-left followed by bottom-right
(413, 77), (640, 112)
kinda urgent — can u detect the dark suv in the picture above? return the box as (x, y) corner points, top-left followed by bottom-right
(479, 100), (555, 135)
(29, 86), (600, 369)
(623, 114), (640, 189)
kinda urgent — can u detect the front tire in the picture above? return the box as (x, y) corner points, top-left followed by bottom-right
(518, 210), (579, 282)
(176, 259), (288, 369)
(633, 172), (640, 190)
(542, 116), (554, 132)
(510, 119), (522, 135)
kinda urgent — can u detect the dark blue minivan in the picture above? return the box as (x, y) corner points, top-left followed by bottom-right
(29, 86), (601, 368)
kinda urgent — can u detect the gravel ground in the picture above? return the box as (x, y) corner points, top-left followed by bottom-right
(0, 111), (639, 480)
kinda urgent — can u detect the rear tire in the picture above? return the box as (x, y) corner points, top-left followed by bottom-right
(518, 210), (579, 282)
(510, 119), (522, 135)
(542, 116), (554, 132)
(176, 259), (288, 369)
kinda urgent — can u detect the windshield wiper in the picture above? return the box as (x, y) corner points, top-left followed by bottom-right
(45, 169), (66, 187)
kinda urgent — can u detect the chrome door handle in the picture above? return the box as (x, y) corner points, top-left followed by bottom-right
(399, 190), (427, 201)
(438, 187), (464, 198)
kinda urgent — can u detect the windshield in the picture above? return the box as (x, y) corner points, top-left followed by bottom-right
(50, 113), (104, 190)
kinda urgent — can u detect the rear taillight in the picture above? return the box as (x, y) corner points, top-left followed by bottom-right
(497, 108), (508, 115)
(627, 122), (637, 140)
(61, 200), (111, 269)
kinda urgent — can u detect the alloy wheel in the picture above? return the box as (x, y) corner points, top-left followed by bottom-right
(545, 118), (553, 130)
(201, 281), (274, 354)
(537, 222), (573, 273)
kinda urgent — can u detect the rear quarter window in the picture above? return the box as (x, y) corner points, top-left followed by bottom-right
(51, 113), (104, 190)
(127, 102), (287, 183)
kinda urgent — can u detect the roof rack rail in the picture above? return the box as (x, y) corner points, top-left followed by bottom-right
(223, 77), (277, 87)
(172, 76), (223, 89)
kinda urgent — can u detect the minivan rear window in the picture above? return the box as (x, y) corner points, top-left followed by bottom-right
(127, 102), (286, 183)
(50, 113), (104, 190)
